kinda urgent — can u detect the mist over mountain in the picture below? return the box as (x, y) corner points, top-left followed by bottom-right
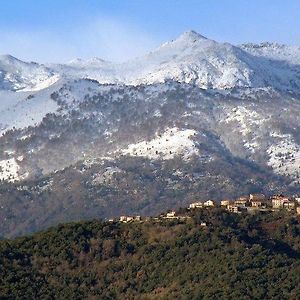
(1, 31), (300, 237)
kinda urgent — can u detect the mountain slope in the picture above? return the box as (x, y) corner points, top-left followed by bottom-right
(2, 31), (300, 93)
(1, 210), (300, 299)
(1, 31), (300, 237)
(49, 31), (300, 93)
(0, 80), (299, 237)
(0, 55), (59, 92)
(241, 42), (300, 65)
(1, 80), (300, 181)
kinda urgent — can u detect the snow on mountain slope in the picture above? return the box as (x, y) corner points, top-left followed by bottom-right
(0, 79), (63, 136)
(2, 31), (300, 237)
(119, 31), (254, 88)
(50, 59), (118, 85)
(267, 132), (300, 182)
(67, 57), (112, 68)
(0, 31), (300, 182)
(55, 31), (258, 89)
(240, 42), (300, 65)
(51, 31), (300, 93)
(21, 74), (60, 92)
(121, 127), (199, 160)
(0, 55), (58, 92)
(222, 105), (269, 153)
(0, 158), (20, 182)
(2, 31), (300, 93)
(224, 106), (266, 136)
(0, 90), (26, 111)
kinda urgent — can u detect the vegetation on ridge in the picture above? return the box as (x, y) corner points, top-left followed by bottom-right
(1, 208), (300, 299)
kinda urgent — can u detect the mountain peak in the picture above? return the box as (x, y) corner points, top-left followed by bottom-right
(0, 54), (20, 63)
(156, 30), (211, 52)
(68, 57), (109, 67)
(175, 30), (208, 43)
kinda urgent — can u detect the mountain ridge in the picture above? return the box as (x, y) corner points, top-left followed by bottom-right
(1, 30), (300, 92)
(1, 30), (300, 237)
(1, 209), (300, 298)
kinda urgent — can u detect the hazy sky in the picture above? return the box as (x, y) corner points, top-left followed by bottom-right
(0, 0), (299, 63)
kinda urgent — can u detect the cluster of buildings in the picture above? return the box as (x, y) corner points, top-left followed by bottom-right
(189, 200), (215, 209)
(111, 215), (142, 223)
(108, 193), (300, 224)
(115, 211), (191, 223)
(188, 193), (300, 215)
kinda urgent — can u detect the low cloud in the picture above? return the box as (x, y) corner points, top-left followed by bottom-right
(0, 16), (161, 63)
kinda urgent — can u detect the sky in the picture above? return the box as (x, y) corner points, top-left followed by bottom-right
(0, 0), (299, 63)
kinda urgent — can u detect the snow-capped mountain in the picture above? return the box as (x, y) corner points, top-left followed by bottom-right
(1, 30), (300, 180)
(115, 31), (300, 91)
(2, 30), (300, 93)
(241, 42), (300, 65)
(0, 54), (59, 92)
(1, 30), (300, 237)
(55, 31), (300, 92)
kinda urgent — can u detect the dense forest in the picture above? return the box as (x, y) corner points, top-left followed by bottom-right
(1, 208), (300, 299)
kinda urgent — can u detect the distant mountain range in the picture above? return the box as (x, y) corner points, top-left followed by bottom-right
(1, 31), (300, 237)
(2, 31), (300, 92)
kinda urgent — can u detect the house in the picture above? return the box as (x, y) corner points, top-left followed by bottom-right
(135, 215), (141, 221)
(295, 197), (300, 204)
(227, 205), (244, 214)
(200, 222), (207, 227)
(283, 201), (295, 210)
(250, 200), (263, 208)
(119, 216), (127, 222)
(234, 197), (249, 207)
(271, 195), (290, 209)
(250, 193), (265, 201)
(203, 200), (215, 207)
(119, 216), (138, 222)
(166, 211), (177, 218)
(221, 200), (230, 207)
(189, 202), (203, 209)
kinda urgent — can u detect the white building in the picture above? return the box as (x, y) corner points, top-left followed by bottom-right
(203, 200), (215, 207)
(119, 216), (127, 222)
(271, 195), (290, 209)
(189, 202), (203, 209)
(119, 216), (135, 222)
(295, 197), (300, 204)
(221, 200), (230, 207)
(227, 205), (241, 214)
(166, 211), (177, 218)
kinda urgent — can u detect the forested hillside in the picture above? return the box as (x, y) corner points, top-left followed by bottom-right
(1, 209), (300, 299)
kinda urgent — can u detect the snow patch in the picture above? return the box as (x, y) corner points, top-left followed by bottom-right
(0, 82), (60, 136)
(225, 106), (265, 136)
(267, 133), (300, 180)
(241, 42), (300, 65)
(0, 158), (20, 182)
(21, 74), (60, 92)
(92, 167), (122, 185)
(121, 127), (199, 160)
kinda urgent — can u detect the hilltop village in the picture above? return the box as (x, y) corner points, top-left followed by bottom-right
(112, 193), (300, 223)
